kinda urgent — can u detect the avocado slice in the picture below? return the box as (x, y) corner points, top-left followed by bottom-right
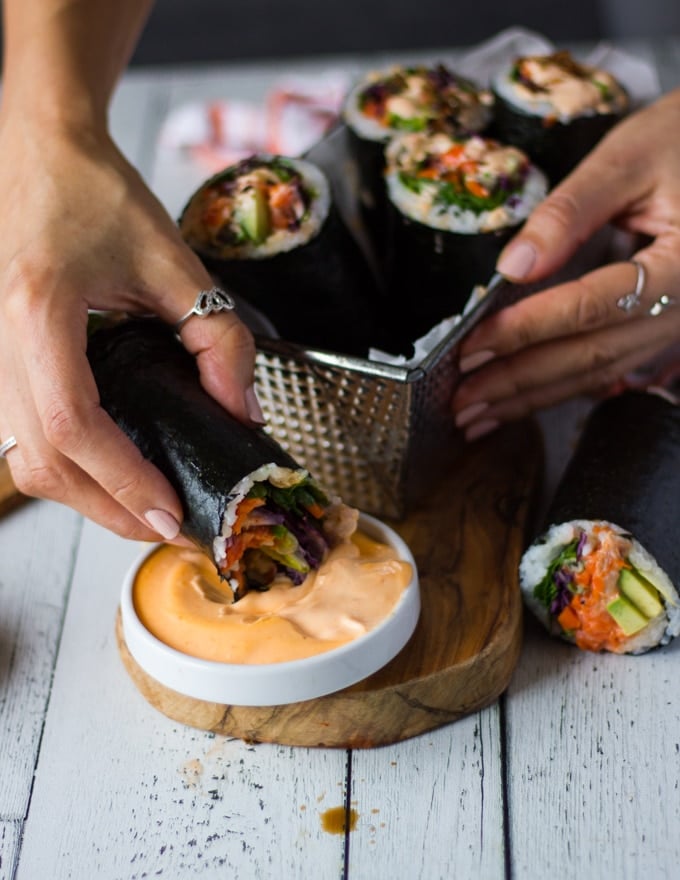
(618, 568), (664, 619)
(606, 596), (649, 636)
(235, 185), (271, 244)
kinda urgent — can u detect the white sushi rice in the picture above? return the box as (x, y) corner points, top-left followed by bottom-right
(520, 519), (680, 654)
(212, 464), (308, 566)
(343, 75), (393, 143)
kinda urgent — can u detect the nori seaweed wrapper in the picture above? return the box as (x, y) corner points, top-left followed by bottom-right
(179, 159), (381, 357)
(87, 318), (300, 556)
(379, 202), (513, 355)
(345, 127), (390, 259)
(492, 92), (624, 186)
(544, 390), (680, 584)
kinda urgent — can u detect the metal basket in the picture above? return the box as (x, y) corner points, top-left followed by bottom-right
(253, 276), (527, 519)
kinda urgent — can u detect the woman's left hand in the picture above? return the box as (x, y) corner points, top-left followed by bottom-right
(452, 87), (680, 441)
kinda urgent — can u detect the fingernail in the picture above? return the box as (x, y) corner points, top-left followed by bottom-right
(497, 241), (536, 280)
(144, 508), (181, 540)
(455, 401), (489, 428)
(465, 419), (499, 442)
(245, 384), (266, 425)
(459, 349), (495, 373)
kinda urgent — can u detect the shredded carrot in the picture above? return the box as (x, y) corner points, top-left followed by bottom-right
(305, 502), (326, 520)
(233, 497), (266, 535)
(557, 605), (580, 631)
(440, 144), (465, 166)
(224, 525), (276, 569)
(465, 179), (489, 198)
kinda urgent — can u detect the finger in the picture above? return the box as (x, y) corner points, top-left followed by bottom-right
(6, 443), (162, 541)
(21, 310), (184, 539)
(180, 307), (261, 426)
(137, 247), (260, 426)
(460, 235), (680, 366)
(0, 359), (163, 542)
(458, 336), (669, 439)
(454, 309), (680, 422)
(495, 133), (643, 282)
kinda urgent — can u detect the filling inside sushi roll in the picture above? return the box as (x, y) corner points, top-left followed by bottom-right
(179, 155), (329, 260)
(214, 464), (358, 601)
(385, 132), (547, 232)
(494, 50), (628, 122)
(521, 520), (680, 654)
(344, 64), (493, 142)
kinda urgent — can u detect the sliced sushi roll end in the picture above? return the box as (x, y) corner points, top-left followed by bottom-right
(179, 154), (329, 261)
(343, 63), (494, 144)
(492, 50), (629, 183)
(385, 131), (547, 234)
(521, 520), (680, 654)
(214, 463), (358, 601)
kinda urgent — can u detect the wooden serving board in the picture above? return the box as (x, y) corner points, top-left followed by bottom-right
(0, 459), (26, 517)
(117, 419), (543, 748)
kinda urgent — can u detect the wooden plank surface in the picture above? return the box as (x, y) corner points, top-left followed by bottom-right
(349, 707), (506, 879)
(505, 618), (680, 878)
(16, 520), (349, 879)
(0, 501), (82, 876)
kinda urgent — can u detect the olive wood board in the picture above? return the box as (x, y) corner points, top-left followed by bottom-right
(117, 419), (543, 749)
(0, 458), (27, 517)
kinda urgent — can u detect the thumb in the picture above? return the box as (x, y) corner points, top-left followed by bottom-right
(496, 138), (635, 283)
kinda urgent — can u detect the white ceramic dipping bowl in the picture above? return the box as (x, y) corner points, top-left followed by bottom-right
(120, 513), (420, 706)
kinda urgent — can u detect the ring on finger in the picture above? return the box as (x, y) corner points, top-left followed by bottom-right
(616, 259), (647, 313)
(0, 435), (18, 458)
(648, 293), (678, 317)
(174, 287), (235, 336)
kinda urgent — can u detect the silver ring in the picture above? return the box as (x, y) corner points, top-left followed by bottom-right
(616, 260), (646, 313)
(0, 435), (17, 458)
(174, 287), (235, 334)
(648, 294), (677, 317)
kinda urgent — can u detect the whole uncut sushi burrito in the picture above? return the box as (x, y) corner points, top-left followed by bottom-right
(520, 390), (680, 654)
(492, 50), (629, 185)
(88, 319), (357, 601)
(179, 154), (380, 357)
(381, 131), (547, 353)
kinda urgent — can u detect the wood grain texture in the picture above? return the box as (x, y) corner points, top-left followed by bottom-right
(505, 618), (680, 879)
(117, 419), (543, 748)
(349, 706), (506, 878)
(17, 522), (349, 880)
(0, 460), (26, 518)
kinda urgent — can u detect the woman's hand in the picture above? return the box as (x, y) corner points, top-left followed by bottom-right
(0, 115), (260, 541)
(452, 87), (680, 440)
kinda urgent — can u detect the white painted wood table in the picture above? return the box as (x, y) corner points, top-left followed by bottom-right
(2, 41), (680, 880)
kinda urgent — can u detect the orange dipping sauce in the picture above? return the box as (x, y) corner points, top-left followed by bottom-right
(133, 533), (412, 664)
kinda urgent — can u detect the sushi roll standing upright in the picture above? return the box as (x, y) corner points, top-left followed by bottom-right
(343, 64), (493, 255)
(492, 50), (629, 184)
(88, 319), (358, 601)
(520, 390), (680, 654)
(179, 154), (380, 357)
(380, 131), (547, 353)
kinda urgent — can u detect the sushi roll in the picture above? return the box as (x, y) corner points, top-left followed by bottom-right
(87, 318), (357, 601)
(343, 63), (493, 253)
(179, 154), (380, 356)
(520, 390), (680, 654)
(381, 131), (547, 352)
(492, 50), (629, 185)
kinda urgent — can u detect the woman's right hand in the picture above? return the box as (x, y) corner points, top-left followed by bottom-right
(0, 114), (261, 542)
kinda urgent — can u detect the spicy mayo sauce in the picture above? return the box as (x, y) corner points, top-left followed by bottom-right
(133, 533), (413, 664)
